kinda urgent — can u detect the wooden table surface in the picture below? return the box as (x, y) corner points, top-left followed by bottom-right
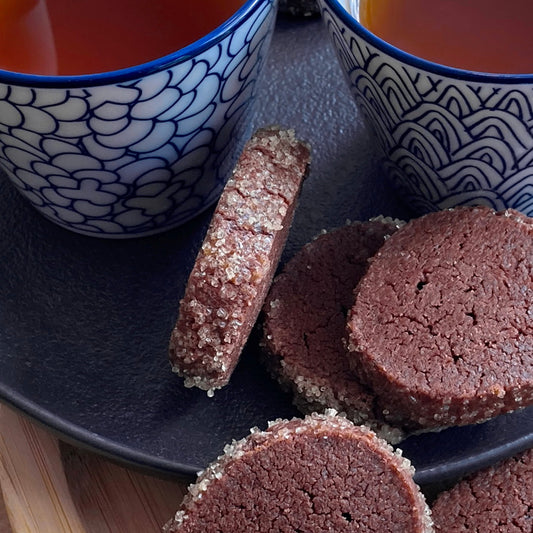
(0, 404), (190, 533)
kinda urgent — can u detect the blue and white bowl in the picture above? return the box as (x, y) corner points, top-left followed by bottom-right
(317, 0), (533, 217)
(0, 0), (277, 238)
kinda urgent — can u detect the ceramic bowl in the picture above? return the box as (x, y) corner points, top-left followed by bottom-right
(0, 0), (277, 238)
(317, 0), (533, 216)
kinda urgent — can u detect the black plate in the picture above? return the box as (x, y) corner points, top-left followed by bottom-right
(0, 16), (531, 487)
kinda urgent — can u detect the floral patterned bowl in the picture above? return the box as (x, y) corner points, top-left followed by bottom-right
(0, 0), (277, 238)
(317, 0), (533, 217)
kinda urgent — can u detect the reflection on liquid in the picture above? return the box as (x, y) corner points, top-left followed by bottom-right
(0, 0), (57, 75)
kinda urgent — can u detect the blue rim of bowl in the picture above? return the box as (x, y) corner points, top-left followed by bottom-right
(0, 0), (272, 89)
(322, 0), (533, 84)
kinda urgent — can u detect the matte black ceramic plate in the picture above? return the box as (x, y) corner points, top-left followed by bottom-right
(0, 16), (531, 487)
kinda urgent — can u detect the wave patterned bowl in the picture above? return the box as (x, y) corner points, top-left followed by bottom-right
(0, 0), (277, 238)
(317, 0), (533, 216)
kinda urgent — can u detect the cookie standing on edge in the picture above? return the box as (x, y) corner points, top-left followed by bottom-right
(262, 218), (406, 443)
(431, 447), (533, 532)
(163, 411), (433, 533)
(169, 127), (311, 394)
(347, 206), (533, 430)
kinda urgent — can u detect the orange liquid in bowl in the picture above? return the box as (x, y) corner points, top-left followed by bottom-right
(359, 0), (533, 74)
(0, 0), (244, 76)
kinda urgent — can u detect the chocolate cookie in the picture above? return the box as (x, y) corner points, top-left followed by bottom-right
(347, 206), (533, 429)
(431, 447), (532, 532)
(169, 127), (310, 394)
(262, 218), (405, 442)
(163, 411), (433, 533)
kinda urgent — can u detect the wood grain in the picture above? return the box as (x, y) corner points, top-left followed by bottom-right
(0, 405), (190, 533)
(0, 490), (12, 533)
(61, 443), (187, 532)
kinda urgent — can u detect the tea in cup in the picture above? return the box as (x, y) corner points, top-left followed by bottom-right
(318, 0), (533, 216)
(0, 0), (277, 237)
(358, 0), (533, 74)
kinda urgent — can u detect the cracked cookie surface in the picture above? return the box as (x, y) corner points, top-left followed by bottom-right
(163, 411), (432, 533)
(431, 447), (533, 532)
(347, 206), (533, 429)
(261, 218), (405, 442)
(169, 127), (310, 393)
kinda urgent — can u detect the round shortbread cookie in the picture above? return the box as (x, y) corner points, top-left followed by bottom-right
(164, 411), (433, 533)
(431, 447), (532, 532)
(347, 206), (533, 429)
(262, 218), (405, 442)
